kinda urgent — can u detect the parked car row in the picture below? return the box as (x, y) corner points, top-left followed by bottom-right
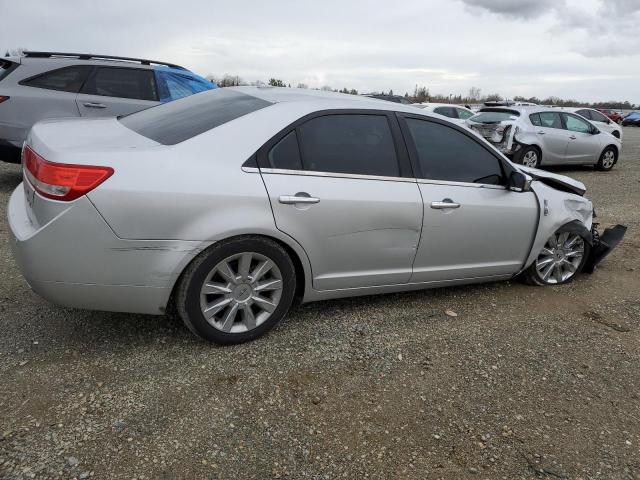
(0, 51), (215, 162)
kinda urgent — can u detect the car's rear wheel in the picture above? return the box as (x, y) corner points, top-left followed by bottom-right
(514, 146), (540, 168)
(596, 147), (617, 171)
(522, 229), (590, 286)
(176, 237), (296, 344)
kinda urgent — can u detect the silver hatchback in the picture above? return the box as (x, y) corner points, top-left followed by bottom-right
(8, 87), (626, 344)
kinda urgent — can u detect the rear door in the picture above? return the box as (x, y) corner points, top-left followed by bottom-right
(76, 66), (159, 117)
(399, 115), (538, 282)
(530, 112), (570, 164)
(561, 113), (602, 164)
(258, 111), (423, 290)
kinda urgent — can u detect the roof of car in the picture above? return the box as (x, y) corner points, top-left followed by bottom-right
(414, 103), (473, 110)
(19, 51), (185, 70)
(229, 86), (425, 114)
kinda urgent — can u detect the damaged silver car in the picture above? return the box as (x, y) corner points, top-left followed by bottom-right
(466, 107), (622, 171)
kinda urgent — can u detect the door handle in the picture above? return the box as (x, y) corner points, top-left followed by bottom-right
(569, 135), (577, 140)
(279, 195), (320, 205)
(83, 102), (107, 109)
(537, 131), (546, 135)
(431, 199), (461, 210)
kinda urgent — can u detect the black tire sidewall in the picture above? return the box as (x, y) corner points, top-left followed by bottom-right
(181, 238), (296, 344)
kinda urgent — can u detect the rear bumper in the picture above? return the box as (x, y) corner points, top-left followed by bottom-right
(7, 185), (207, 315)
(583, 224), (627, 273)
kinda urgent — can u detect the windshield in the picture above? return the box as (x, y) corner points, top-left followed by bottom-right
(470, 109), (520, 124)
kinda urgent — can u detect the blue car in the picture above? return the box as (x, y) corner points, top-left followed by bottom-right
(622, 112), (640, 127)
(0, 51), (217, 162)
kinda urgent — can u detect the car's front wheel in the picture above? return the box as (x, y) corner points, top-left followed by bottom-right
(176, 237), (296, 344)
(522, 229), (590, 286)
(596, 147), (617, 171)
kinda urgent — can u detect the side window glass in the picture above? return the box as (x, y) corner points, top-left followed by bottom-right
(576, 109), (592, 120)
(406, 118), (503, 185)
(21, 66), (92, 93)
(298, 114), (400, 177)
(268, 131), (302, 170)
(457, 108), (474, 120)
(590, 110), (609, 123)
(82, 67), (157, 101)
(563, 114), (591, 134)
(538, 112), (563, 129)
(529, 113), (542, 126)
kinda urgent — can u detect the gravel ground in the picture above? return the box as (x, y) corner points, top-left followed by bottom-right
(1, 129), (639, 480)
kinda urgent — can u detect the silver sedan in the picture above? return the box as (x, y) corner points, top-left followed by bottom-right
(8, 87), (626, 343)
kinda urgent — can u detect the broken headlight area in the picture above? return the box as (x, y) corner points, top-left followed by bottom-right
(583, 223), (627, 273)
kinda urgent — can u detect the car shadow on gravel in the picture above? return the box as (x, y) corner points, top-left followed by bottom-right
(0, 166), (22, 194)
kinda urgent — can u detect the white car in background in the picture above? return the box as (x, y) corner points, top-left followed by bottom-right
(563, 107), (623, 140)
(412, 103), (475, 124)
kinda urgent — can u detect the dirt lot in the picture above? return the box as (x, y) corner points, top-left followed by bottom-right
(1, 130), (639, 480)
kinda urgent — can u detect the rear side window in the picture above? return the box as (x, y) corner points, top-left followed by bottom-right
(120, 89), (272, 145)
(156, 70), (215, 102)
(21, 66), (92, 93)
(471, 109), (520, 124)
(406, 118), (503, 185)
(82, 67), (157, 101)
(268, 131), (303, 170)
(298, 114), (400, 177)
(538, 112), (563, 129)
(456, 108), (474, 120)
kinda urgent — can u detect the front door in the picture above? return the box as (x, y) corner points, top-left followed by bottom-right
(400, 116), (539, 282)
(534, 112), (570, 164)
(259, 113), (423, 290)
(561, 113), (603, 164)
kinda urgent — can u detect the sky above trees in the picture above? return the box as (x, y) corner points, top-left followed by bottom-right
(2, 0), (638, 104)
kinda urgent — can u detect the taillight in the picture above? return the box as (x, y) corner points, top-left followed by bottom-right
(23, 146), (114, 201)
(0, 96), (9, 104)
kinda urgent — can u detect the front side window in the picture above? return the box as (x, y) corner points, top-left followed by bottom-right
(82, 67), (157, 101)
(576, 109), (592, 120)
(297, 114), (400, 177)
(406, 118), (503, 185)
(155, 70), (215, 102)
(563, 113), (592, 134)
(538, 112), (563, 129)
(529, 113), (542, 126)
(21, 66), (92, 93)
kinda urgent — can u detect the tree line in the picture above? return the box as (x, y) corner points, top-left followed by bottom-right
(208, 75), (638, 110)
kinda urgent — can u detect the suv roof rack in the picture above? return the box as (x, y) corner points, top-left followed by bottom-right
(23, 51), (185, 70)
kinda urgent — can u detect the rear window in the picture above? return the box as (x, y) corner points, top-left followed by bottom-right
(471, 109), (520, 124)
(120, 89), (272, 145)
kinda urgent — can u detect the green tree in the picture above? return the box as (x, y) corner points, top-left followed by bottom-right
(268, 78), (285, 87)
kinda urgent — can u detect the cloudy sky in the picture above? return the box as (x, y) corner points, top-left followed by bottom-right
(1, 0), (639, 103)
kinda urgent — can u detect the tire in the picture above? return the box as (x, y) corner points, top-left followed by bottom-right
(176, 236), (296, 344)
(521, 227), (591, 286)
(596, 146), (617, 171)
(514, 145), (541, 168)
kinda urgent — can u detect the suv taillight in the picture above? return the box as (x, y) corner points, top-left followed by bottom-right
(23, 146), (114, 201)
(0, 96), (9, 104)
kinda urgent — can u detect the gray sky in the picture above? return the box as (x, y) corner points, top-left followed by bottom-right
(2, 0), (638, 103)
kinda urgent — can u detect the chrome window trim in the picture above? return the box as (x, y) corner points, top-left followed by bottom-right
(241, 166), (260, 173)
(259, 168), (417, 183)
(417, 178), (507, 190)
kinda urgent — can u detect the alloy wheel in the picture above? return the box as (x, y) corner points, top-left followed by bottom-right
(522, 150), (538, 168)
(601, 150), (615, 169)
(535, 232), (585, 284)
(199, 252), (283, 333)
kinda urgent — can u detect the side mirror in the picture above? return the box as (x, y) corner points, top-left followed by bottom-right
(591, 127), (600, 135)
(509, 171), (533, 192)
